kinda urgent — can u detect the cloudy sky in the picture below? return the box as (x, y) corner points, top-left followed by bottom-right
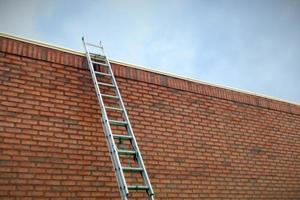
(1, 0), (300, 103)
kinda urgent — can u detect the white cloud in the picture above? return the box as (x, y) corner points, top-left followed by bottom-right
(0, 0), (39, 37)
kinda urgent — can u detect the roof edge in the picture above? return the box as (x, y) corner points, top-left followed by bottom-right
(1, 32), (299, 107)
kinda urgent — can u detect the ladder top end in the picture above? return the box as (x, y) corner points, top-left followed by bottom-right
(82, 37), (85, 42)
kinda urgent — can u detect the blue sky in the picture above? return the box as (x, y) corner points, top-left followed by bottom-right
(1, 0), (300, 103)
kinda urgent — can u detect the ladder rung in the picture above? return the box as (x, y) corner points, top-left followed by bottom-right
(113, 134), (132, 140)
(89, 53), (106, 60)
(92, 61), (108, 66)
(109, 120), (128, 126)
(127, 185), (149, 190)
(98, 82), (115, 88)
(86, 43), (102, 48)
(118, 149), (136, 155)
(95, 71), (111, 76)
(122, 167), (143, 172)
(102, 94), (119, 99)
(105, 106), (123, 111)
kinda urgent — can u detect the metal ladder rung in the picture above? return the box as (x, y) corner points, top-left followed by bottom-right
(95, 71), (111, 76)
(86, 42), (102, 48)
(89, 53), (106, 60)
(109, 120), (128, 126)
(92, 61), (108, 66)
(127, 185), (149, 190)
(91, 57), (106, 61)
(118, 149), (136, 155)
(122, 167), (144, 172)
(102, 94), (119, 99)
(113, 134), (132, 140)
(98, 82), (115, 88)
(105, 106), (123, 111)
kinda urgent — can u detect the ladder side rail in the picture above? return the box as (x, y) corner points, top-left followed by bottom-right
(106, 58), (154, 197)
(85, 44), (128, 198)
(102, 117), (128, 200)
(82, 38), (129, 199)
(83, 42), (125, 196)
(101, 47), (155, 197)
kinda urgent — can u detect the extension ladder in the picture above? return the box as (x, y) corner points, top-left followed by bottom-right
(82, 38), (154, 200)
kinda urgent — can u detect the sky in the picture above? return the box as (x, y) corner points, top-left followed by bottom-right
(0, 0), (300, 104)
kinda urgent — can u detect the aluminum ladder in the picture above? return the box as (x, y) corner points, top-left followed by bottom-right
(82, 38), (154, 200)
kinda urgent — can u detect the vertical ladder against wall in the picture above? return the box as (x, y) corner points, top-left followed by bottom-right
(82, 38), (154, 200)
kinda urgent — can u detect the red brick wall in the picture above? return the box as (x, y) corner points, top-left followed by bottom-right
(1, 36), (300, 199)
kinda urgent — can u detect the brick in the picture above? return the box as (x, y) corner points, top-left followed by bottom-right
(64, 119), (78, 125)
(0, 121), (15, 127)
